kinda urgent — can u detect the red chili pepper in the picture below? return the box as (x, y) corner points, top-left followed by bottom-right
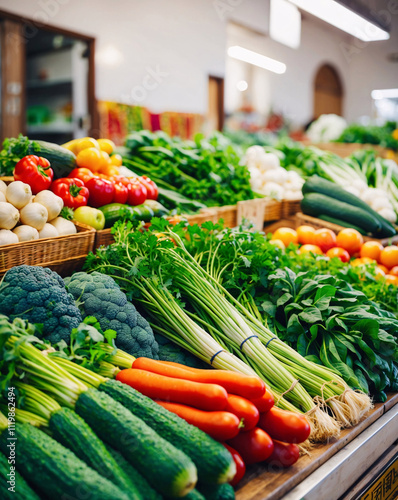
(67, 167), (96, 185)
(113, 182), (129, 204)
(51, 177), (89, 208)
(127, 179), (147, 206)
(258, 407), (311, 444)
(86, 177), (115, 208)
(222, 444), (246, 486)
(250, 390), (275, 413)
(14, 155), (54, 194)
(139, 176), (158, 200)
(227, 427), (274, 465)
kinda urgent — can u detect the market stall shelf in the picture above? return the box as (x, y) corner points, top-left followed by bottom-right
(236, 393), (398, 500)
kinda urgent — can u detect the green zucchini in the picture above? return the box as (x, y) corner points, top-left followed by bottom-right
(303, 176), (396, 237)
(157, 186), (207, 212)
(100, 200), (168, 228)
(100, 379), (236, 485)
(301, 193), (381, 234)
(0, 423), (129, 500)
(106, 445), (162, 500)
(0, 451), (40, 500)
(50, 407), (140, 498)
(318, 215), (367, 235)
(27, 140), (76, 178)
(75, 388), (197, 497)
(197, 482), (236, 500)
(180, 489), (206, 500)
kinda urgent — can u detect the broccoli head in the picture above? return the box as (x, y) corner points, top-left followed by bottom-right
(0, 265), (82, 343)
(64, 272), (159, 359)
(155, 333), (209, 369)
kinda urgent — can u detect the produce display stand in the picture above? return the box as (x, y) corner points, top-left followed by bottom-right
(236, 394), (398, 500)
(295, 213), (398, 245)
(300, 141), (396, 160)
(0, 221), (95, 278)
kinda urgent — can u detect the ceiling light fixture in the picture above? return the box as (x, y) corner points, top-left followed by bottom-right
(227, 46), (286, 74)
(236, 80), (248, 91)
(371, 89), (398, 100)
(288, 0), (389, 42)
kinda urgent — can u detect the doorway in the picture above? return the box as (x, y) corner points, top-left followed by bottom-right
(208, 75), (224, 132)
(313, 64), (343, 117)
(0, 9), (97, 143)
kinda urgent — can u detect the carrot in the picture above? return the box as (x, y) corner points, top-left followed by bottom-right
(249, 390), (275, 413)
(132, 358), (265, 399)
(116, 368), (228, 411)
(225, 395), (259, 431)
(156, 401), (241, 441)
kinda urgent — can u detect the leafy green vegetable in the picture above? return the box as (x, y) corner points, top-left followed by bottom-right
(336, 121), (398, 150)
(0, 135), (39, 176)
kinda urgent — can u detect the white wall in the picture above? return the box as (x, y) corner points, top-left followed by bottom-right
(0, 0), (397, 123)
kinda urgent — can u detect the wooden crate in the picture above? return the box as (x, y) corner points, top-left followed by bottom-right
(210, 205), (237, 228)
(0, 221), (95, 278)
(281, 199), (301, 219)
(296, 213), (398, 245)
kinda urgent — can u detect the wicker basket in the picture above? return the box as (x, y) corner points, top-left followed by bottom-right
(264, 199), (282, 222)
(282, 199), (302, 218)
(210, 205), (237, 228)
(295, 213), (398, 245)
(0, 176), (13, 184)
(0, 221), (95, 278)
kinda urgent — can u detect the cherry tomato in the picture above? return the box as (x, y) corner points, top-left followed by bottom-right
(258, 407), (311, 444)
(314, 228), (337, 252)
(67, 167), (96, 185)
(389, 266), (398, 277)
(360, 241), (383, 262)
(380, 246), (398, 269)
(326, 247), (350, 262)
(249, 389), (275, 413)
(127, 179), (147, 206)
(223, 444), (246, 486)
(225, 395), (259, 431)
(272, 228), (298, 246)
(298, 244), (323, 255)
(139, 176), (158, 200)
(113, 183), (129, 204)
(265, 440), (300, 468)
(296, 225), (315, 245)
(227, 428), (274, 465)
(336, 229), (363, 255)
(86, 177), (115, 207)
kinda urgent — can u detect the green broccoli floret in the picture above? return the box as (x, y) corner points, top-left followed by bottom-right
(64, 272), (159, 359)
(0, 265), (82, 343)
(155, 333), (209, 369)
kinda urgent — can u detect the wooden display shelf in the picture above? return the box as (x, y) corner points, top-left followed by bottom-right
(236, 393), (398, 500)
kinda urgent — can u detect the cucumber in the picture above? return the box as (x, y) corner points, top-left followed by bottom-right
(301, 193), (381, 234)
(27, 140), (76, 178)
(100, 379), (236, 485)
(197, 483), (236, 500)
(318, 215), (367, 235)
(49, 407), (140, 498)
(303, 176), (396, 237)
(100, 200), (168, 228)
(0, 423), (129, 500)
(180, 489), (206, 500)
(75, 388), (197, 497)
(106, 445), (162, 500)
(0, 450), (40, 500)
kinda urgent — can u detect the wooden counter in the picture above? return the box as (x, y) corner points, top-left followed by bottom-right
(236, 393), (398, 500)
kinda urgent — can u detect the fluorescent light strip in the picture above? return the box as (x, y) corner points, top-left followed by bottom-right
(372, 89), (398, 100)
(227, 46), (286, 74)
(288, 0), (389, 42)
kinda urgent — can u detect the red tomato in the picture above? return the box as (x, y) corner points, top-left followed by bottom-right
(140, 176), (158, 200)
(86, 177), (115, 208)
(314, 228), (337, 252)
(127, 179), (147, 206)
(113, 183), (129, 204)
(223, 444), (246, 486)
(250, 390), (275, 413)
(227, 428), (274, 465)
(265, 440), (300, 468)
(67, 167), (95, 185)
(326, 247), (350, 263)
(258, 407), (311, 444)
(225, 395), (259, 431)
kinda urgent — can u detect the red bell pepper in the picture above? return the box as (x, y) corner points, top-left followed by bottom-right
(51, 178), (89, 208)
(86, 177), (115, 208)
(139, 176), (158, 200)
(67, 167), (96, 185)
(127, 178), (147, 206)
(113, 182), (129, 204)
(14, 155), (54, 194)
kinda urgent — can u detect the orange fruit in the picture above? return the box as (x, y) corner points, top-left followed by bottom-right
(299, 244), (323, 255)
(272, 228), (298, 247)
(385, 274), (398, 286)
(377, 265), (389, 274)
(360, 241), (383, 261)
(389, 266), (398, 277)
(74, 137), (100, 154)
(336, 229), (364, 255)
(351, 257), (374, 267)
(76, 147), (102, 172)
(97, 138), (115, 154)
(380, 246), (398, 269)
(296, 225), (316, 245)
(326, 247), (350, 262)
(314, 228), (337, 253)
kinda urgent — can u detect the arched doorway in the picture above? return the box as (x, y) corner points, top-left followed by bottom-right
(313, 64), (343, 118)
